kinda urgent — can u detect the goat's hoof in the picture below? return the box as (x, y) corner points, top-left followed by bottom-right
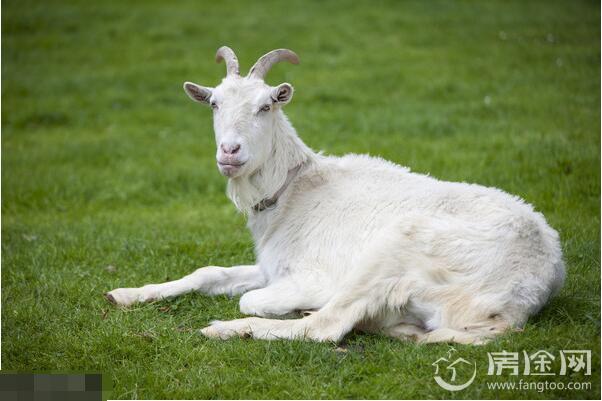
(199, 320), (251, 340)
(200, 324), (231, 339)
(200, 326), (219, 338)
(104, 288), (142, 306)
(104, 292), (116, 304)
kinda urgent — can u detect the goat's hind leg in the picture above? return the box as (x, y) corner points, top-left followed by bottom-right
(384, 301), (512, 345)
(409, 307), (513, 345)
(417, 321), (510, 345)
(106, 265), (264, 306)
(382, 323), (427, 341)
(382, 319), (509, 345)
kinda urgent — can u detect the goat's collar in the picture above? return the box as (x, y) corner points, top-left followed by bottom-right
(253, 164), (303, 213)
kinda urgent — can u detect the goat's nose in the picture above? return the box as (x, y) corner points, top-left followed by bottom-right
(220, 143), (241, 155)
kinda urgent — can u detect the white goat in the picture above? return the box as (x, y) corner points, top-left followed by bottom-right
(106, 47), (565, 344)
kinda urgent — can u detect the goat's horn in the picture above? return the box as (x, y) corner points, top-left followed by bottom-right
(247, 49), (299, 80)
(215, 46), (240, 76)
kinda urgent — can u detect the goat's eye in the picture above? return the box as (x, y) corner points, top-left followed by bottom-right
(258, 104), (271, 113)
(210, 102), (218, 110)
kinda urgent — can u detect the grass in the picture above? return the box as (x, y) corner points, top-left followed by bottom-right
(1, 0), (600, 399)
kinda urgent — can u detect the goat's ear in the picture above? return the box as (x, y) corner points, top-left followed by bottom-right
(271, 83), (294, 105)
(183, 82), (212, 104)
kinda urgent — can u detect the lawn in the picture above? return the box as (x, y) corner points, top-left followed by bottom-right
(1, 0), (600, 399)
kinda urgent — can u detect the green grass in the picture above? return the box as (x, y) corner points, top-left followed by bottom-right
(1, 0), (599, 399)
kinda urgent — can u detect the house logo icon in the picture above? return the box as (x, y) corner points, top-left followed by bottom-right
(432, 349), (477, 391)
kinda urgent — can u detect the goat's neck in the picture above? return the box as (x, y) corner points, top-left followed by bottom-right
(227, 111), (314, 214)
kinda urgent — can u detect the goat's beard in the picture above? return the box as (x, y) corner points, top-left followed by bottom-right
(226, 157), (289, 215)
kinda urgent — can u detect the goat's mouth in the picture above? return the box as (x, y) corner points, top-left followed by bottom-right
(217, 161), (246, 177)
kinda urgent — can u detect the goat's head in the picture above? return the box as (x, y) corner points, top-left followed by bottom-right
(183, 46), (299, 178)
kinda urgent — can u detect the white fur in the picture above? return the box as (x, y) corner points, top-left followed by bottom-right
(107, 68), (565, 345)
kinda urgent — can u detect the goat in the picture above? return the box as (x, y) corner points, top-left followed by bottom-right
(106, 46), (565, 344)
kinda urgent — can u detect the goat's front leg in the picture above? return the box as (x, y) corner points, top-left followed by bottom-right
(200, 222), (420, 341)
(238, 278), (330, 317)
(105, 265), (264, 306)
(200, 270), (397, 341)
(200, 304), (354, 342)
